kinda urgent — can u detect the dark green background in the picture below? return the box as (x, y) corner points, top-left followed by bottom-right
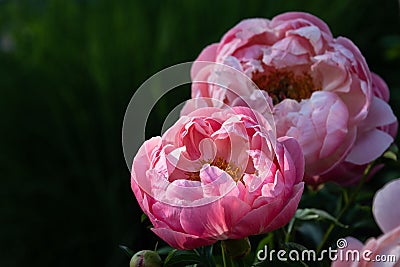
(1, 0), (399, 266)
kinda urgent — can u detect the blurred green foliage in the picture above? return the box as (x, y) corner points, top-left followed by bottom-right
(1, 0), (400, 266)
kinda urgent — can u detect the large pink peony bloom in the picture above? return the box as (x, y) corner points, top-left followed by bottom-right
(332, 179), (400, 266)
(131, 107), (304, 249)
(186, 12), (397, 184)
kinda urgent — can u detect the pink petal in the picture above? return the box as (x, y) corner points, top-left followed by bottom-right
(131, 137), (164, 198)
(312, 53), (351, 92)
(287, 25), (324, 53)
(259, 171), (285, 200)
(313, 93), (349, 159)
(283, 92), (354, 176)
(361, 226), (400, 265)
(387, 120), (398, 139)
(231, 45), (265, 62)
(163, 117), (190, 144)
(337, 77), (370, 125)
(271, 12), (332, 38)
(151, 227), (216, 250)
(263, 37), (312, 67)
(278, 136), (305, 184)
(185, 107), (225, 118)
(231, 182), (304, 238)
(359, 96), (397, 130)
(164, 179), (204, 204)
(199, 164), (226, 184)
(142, 194), (170, 229)
(199, 165), (236, 197)
(345, 129), (393, 165)
(165, 147), (202, 173)
(336, 37), (371, 84)
(132, 137), (162, 182)
(373, 179), (400, 233)
(230, 90), (274, 118)
(274, 99), (301, 136)
(191, 43), (219, 79)
(371, 72), (390, 102)
(230, 196), (283, 238)
(180, 196), (250, 239)
(263, 183), (304, 232)
(152, 202), (184, 232)
(217, 18), (273, 61)
(331, 237), (364, 267)
(335, 37), (372, 123)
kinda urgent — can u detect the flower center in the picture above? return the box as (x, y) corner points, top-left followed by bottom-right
(252, 69), (320, 104)
(186, 157), (244, 182)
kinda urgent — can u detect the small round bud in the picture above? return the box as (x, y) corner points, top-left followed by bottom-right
(129, 250), (162, 267)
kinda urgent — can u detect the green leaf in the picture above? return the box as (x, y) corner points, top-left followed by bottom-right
(156, 246), (174, 255)
(256, 232), (274, 253)
(382, 144), (398, 161)
(163, 249), (202, 267)
(389, 143), (399, 154)
(383, 151), (397, 161)
(119, 245), (134, 258)
(141, 213), (148, 223)
(295, 208), (348, 228)
(286, 218), (295, 240)
(195, 245), (215, 266)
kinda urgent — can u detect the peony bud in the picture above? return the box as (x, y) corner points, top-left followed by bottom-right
(129, 250), (162, 267)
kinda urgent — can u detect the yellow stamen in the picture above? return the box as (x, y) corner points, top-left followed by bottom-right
(252, 69), (321, 104)
(185, 157), (244, 183)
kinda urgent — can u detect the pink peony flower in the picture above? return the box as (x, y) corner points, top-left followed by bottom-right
(332, 179), (400, 266)
(186, 12), (397, 184)
(131, 107), (304, 249)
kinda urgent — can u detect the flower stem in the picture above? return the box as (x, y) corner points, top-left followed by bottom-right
(316, 162), (374, 253)
(229, 256), (236, 267)
(221, 241), (228, 267)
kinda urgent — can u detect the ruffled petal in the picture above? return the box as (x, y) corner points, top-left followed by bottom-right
(345, 129), (393, 165)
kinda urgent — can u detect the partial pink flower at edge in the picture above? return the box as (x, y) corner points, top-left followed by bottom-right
(332, 179), (400, 266)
